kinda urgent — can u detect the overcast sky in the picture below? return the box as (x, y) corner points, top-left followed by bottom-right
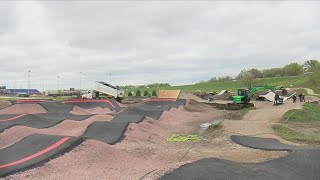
(0, 1), (319, 90)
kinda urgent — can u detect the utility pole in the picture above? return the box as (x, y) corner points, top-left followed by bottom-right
(28, 70), (31, 95)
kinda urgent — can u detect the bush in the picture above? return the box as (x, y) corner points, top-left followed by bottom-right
(136, 90), (141, 97)
(283, 62), (304, 76)
(309, 71), (320, 88)
(152, 90), (157, 96)
(143, 90), (149, 96)
(128, 91), (133, 96)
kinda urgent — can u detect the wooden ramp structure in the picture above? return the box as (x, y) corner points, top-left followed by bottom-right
(158, 90), (181, 99)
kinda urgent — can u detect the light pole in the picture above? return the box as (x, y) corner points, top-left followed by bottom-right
(28, 70), (31, 95)
(79, 72), (82, 98)
(57, 76), (60, 96)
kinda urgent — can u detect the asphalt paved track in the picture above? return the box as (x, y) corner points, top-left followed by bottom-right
(81, 101), (185, 144)
(81, 121), (129, 144)
(111, 114), (145, 123)
(121, 108), (164, 120)
(161, 136), (320, 180)
(39, 101), (74, 113)
(0, 114), (25, 121)
(231, 135), (296, 151)
(144, 99), (186, 109)
(0, 134), (83, 177)
(63, 99), (118, 109)
(0, 113), (92, 132)
(122, 99), (186, 120)
(0, 99), (186, 177)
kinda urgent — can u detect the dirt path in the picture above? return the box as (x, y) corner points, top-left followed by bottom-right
(304, 88), (320, 96)
(179, 93), (207, 102)
(223, 100), (303, 141)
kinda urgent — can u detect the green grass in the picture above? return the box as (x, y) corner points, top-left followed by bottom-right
(0, 96), (79, 101)
(273, 124), (320, 144)
(0, 97), (23, 101)
(274, 102), (320, 144)
(127, 75), (320, 95)
(166, 134), (202, 142)
(283, 103), (320, 122)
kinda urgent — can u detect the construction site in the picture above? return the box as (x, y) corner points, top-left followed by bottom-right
(0, 81), (319, 180)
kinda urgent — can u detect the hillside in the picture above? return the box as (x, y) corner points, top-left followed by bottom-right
(128, 75), (320, 95)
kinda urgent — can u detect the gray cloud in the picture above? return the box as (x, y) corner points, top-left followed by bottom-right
(0, 1), (319, 90)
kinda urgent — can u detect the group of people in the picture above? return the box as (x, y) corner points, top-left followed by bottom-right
(292, 93), (305, 103)
(274, 93), (281, 106)
(274, 92), (305, 105)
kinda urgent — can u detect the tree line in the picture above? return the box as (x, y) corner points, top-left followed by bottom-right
(198, 60), (320, 84)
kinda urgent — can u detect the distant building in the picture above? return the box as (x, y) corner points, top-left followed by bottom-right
(5, 89), (41, 96)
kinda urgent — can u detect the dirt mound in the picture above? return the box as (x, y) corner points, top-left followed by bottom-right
(0, 101), (12, 110)
(116, 109), (197, 145)
(0, 115), (113, 149)
(184, 99), (213, 112)
(179, 93), (206, 102)
(70, 106), (115, 115)
(8, 140), (168, 180)
(120, 117), (166, 144)
(0, 104), (47, 114)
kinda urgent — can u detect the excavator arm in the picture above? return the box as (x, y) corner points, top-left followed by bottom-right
(248, 85), (278, 99)
(233, 85), (280, 104)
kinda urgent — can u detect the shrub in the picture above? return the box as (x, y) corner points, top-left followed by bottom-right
(136, 90), (141, 97)
(143, 90), (149, 96)
(152, 90), (157, 97)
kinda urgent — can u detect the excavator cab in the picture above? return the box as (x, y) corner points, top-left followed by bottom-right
(233, 89), (250, 104)
(238, 89), (249, 97)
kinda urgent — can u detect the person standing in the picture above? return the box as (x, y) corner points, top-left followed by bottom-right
(298, 93), (303, 102)
(292, 95), (297, 103)
(302, 93), (305, 102)
(274, 93), (280, 106)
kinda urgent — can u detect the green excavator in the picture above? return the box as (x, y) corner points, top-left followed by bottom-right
(232, 85), (282, 108)
(207, 85), (284, 110)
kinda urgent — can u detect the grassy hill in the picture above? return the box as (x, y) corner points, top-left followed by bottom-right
(127, 75), (320, 95)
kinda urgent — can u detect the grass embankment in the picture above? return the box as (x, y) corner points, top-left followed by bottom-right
(127, 75), (320, 95)
(273, 103), (320, 144)
(225, 107), (255, 120)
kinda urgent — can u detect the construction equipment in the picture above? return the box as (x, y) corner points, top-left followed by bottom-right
(207, 85), (283, 110)
(81, 81), (124, 102)
(233, 85), (281, 104)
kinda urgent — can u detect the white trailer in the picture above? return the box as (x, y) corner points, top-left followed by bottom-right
(81, 81), (124, 102)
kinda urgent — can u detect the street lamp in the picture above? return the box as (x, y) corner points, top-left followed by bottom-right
(27, 70), (30, 94)
(57, 76), (60, 96)
(79, 72), (82, 98)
